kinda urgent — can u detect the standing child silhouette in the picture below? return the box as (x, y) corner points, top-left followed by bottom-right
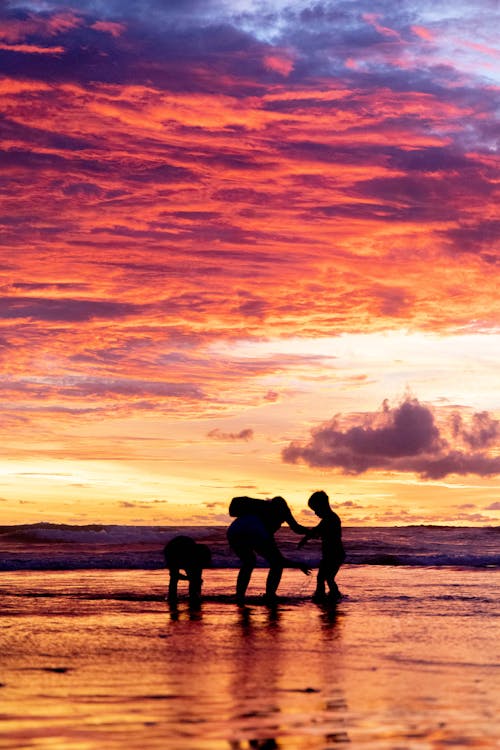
(298, 491), (346, 602)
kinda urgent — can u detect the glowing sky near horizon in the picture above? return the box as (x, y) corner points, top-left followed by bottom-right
(0, 0), (499, 525)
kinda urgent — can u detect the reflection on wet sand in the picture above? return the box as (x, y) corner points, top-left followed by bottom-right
(225, 600), (350, 748)
(229, 739), (278, 749)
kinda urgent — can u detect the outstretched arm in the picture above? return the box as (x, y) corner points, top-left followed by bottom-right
(297, 522), (321, 547)
(283, 506), (310, 535)
(283, 556), (311, 575)
(265, 541), (311, 576)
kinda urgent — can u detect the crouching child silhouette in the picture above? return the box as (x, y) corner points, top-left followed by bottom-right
(298, 491), (346, 603)
(163, 535), (212, 606)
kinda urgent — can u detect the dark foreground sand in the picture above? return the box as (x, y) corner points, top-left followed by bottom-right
(1, 566), (498, 749)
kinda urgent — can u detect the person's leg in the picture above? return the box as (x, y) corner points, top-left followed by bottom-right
(187, 566), (203, 605)
(312, 560), (327, 601)
(258, 542), (284, 603)
(265, 563), (283, 602)
(227, 516), (263, 604)
(325, 559), (343, 599)
(168, 568), (180, 603)
(235, 550), (256, 604)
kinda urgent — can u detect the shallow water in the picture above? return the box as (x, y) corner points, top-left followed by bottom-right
(1, 567), (499, 749)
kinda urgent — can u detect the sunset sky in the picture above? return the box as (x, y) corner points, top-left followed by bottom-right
(1, 0), (499, 526)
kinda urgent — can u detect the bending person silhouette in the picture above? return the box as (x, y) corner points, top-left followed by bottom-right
(227, 496), (311, 605)
(298, 490), (345, 602)
(163, 535), (212, 606)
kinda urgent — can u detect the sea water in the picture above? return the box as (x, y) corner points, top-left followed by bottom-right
(0, 523), (498, 570)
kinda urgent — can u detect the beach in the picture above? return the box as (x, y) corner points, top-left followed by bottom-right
(1, 565), (499, 749)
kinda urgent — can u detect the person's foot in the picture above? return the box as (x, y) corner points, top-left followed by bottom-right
(311, 591), (327, 603)
(327, 589), (342, 603)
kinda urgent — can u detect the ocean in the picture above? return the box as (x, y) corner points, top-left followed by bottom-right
(0, 523), (498, 571)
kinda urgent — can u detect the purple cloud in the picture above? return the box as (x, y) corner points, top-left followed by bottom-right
(451, 410), (500, 450)
(283, 397), (500, 479)
(0, 296), (142, 322)
(207, 428), (254, 441)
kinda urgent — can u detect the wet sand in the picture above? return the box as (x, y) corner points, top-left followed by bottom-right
(1, 566), (499, 749)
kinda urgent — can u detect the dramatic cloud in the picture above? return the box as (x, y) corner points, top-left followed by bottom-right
(283, 398), (500, 479)
(1, 0), (498, 351)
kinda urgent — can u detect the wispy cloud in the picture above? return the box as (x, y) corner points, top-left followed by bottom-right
(207, 428), (254, 441)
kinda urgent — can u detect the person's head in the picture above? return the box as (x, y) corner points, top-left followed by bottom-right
(308, 490), (330, 518)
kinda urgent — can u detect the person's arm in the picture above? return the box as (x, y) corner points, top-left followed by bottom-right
(282, 505), (310, 535)
(283, 556), (311, 575)
(297, 521), (321, 547)
(297, 531), (313, 548)
(265, 539), (311, 576)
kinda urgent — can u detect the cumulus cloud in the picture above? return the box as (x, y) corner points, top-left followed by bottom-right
(283, 397), (500, 479)
(450, 410), (500, 450)
(207, 427), (254, 441)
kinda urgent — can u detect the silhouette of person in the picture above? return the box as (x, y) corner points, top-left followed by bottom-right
(163, 535), (212, 606)
(298, 490), (345, 603)
(227, 495), (311, 605)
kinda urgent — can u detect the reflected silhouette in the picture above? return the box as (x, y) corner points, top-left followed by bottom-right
(163, 535), (211, 606)
(227, 496), (311, 605)
(229, 740), (279, 749)
(298, 491), (345, 603)
(237, 601), (282, 630)
(165, 596), (204, 622)
(318, 600), (341, 629)
(227, 595), (349, 749)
